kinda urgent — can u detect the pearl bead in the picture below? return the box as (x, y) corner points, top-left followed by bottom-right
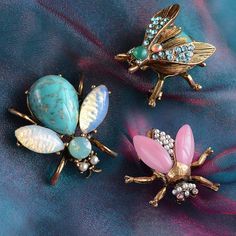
(192, 188), (199, 195)
(177, 187), (182, 193)
(168, 149), (173, 155)
(90, 155), (100, 165)
(160, 131), (166, 136)
(182, 183), (188, 190)
(160, 136), (166, 141)
(184, 191), (190, 197)
(164, 145), (169, 150)
(79, 162), (89, 172)
(169, 143), (174, 148)
(172, 189), (177, 195)
(166, 135), (170, 139)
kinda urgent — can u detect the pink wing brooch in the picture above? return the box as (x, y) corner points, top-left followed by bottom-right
(125, 124), (220, 207)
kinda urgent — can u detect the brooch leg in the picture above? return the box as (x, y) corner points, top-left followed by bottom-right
(180, 72), (202, 91)
(124, 174), (157, 184)
(89, 137), (118, 157)
(191, 147), (213, 167)
(191, 176), (220, 191)
(50, 156), (67, 185)
(78, 74), (85, 98)
(148, 74), (166, 107)
(8, 108), (36, 124)
(149, 186), (167, 207)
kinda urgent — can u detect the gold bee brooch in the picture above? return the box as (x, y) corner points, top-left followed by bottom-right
(115, 4), (216, 107)
(125, 125), (220, 207)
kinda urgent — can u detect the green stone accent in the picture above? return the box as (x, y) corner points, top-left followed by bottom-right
(132, 46), (148, 60)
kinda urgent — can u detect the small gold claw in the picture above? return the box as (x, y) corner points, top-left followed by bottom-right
(193, 84), (202, 91)
(124, 175), (134, 183)
(148, 99), (156, 108)
(149, 200), (158, 207)
(212, 183), (220, 191)
(206, 147), (214, 155)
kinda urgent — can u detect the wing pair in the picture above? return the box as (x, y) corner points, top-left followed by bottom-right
(143, 4), (215, 67)
(133, 124), (195, 173)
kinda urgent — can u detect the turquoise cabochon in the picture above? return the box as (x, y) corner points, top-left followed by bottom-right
(28, 75), (79, 135)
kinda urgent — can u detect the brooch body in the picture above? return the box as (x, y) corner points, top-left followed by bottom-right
(9, 75), (117, 185)
(125, 124), (220, 207)
(115, 4), (216, 107)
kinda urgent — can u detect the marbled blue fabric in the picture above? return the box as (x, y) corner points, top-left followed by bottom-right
(28, 75), (79, 135)
(1, 0), (236, 235)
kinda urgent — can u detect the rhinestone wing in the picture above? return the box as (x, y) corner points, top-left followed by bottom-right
(142, 4), (180, 49)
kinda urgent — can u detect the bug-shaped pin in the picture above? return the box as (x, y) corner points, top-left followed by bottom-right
(125, 124), (220, 207)
(115, 4), (216, 107)
(9, 75), (117, 185)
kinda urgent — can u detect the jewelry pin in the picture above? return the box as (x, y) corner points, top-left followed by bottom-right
(115, 4), (215, 107)
(9, 74), (117, 185)
(125, 124), (220, 207)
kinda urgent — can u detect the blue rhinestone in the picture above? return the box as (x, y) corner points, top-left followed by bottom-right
(167, 55), (173, 61)
(163, 18), (169, 22)
(158, 51), (164, 57)
(175, 47), (182, 53)
(152, 54), (158, 60)
(160, 21), (165, 26)
(148, 34), (154, 39)
(181, 45), (188, 52)
(151, 17), (156, 22)
(151, 30), (157, 35)
(149, 24), (153, 28)
(153, 20), (159, 25)
(188, 45), (194, 51)
(156, 16), (161, 20)
(143, 40), (149, 46)
(186, 51), (193, 57)
(156, 25), (162, 29)
(165, 50), (172, 56)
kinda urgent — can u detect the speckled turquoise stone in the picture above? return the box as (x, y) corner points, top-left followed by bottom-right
(132, 46), (148, 60)
(28, 75), (79, 135)
(68, 137), (92, 159)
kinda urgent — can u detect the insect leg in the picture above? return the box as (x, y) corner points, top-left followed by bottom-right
(191, 147), (213, 168)
(124, 174), (157, 184)
(89, 137), (118, 157)
(8, 108), (37, 124)
(78, 73), (85, 98)
(149, 186), (167, 207)
(191, 175), (220, 191)
(148, 74), (166, 107)
(180, 72), (202, 91)
(50, 156), (67, 185)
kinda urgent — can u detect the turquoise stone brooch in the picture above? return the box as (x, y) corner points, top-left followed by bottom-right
(115, 4), (216, 107)
(9, 75), (117, 185)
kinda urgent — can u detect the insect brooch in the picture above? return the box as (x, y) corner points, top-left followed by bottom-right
(125, 124), (220, 207)
(115, 4), (216, 107)
(9, 75), (117, 185)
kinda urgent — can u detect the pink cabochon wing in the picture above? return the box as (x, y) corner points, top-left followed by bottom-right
(133, 135), (173, 173)
(175, 124), (195, 166)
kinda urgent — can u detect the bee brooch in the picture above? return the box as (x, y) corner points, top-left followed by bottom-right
(115, 4), (216, 107)
(125, 124), (220, 207)
(9, 75), (117, 185)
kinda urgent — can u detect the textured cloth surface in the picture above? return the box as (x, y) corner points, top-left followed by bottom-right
(1, 0), (236, 235)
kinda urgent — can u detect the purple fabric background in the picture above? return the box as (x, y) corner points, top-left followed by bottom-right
(1, 0), (236, 235)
